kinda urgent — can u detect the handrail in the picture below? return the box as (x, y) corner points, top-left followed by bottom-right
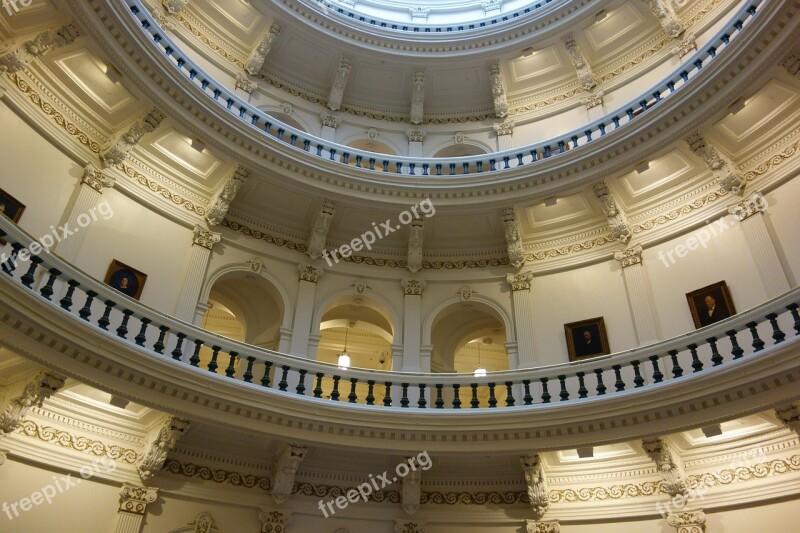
(1, 215), (798, 410)
(124, 0), (762, 178)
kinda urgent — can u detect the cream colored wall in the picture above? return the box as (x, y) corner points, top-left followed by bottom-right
(762, 178), (800, 287)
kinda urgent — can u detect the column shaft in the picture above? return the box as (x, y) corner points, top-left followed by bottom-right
(739, 214), (790, 297)
(621, 264), (660, 344)
(174, 244), (213, 322)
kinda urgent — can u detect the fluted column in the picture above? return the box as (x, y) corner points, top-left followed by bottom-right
(493, 121), (514, 151)
(400, 279), (426, 371)
(115, 484), (158, 533)
(406, 129), (426, 158)
(290, 264), (323, 357)
(614, 245), (660, 345)
(175, 225), (221, 323)
(729, 192), (790, 298)
(506, 272), (535, 368)
(320, 113), (339, 142)
(53, 164), (115, 262)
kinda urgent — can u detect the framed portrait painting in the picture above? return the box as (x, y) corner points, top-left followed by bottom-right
(104, 260), (147, 300)
(565, 317), (610, 362)
(686, 281), (736, 329)
(0, 188), (26, 244)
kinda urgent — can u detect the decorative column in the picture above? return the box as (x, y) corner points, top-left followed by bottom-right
(245, 22), (281, 75)
(489, 62), (509, 118)
(406, 129), (426, 158)
(667, 511), (706, 533)
(174, 225), (221, 324)
(728, 192), (790, 298)
(0, 23), (81, 74)
(327, 56), (352, 111)
(53, 163), (115, 262)
(115, 484), (158, 533)
(259, 509), (291, 532)
(506, 272), (535, 368)
(234, 72), (256, 101)
(581, 91), (605, 121)
(493, 121), (514, 151)
(613, 245), (660, 345)
(136, 416), (190, 481)
(289, 264), (323, 357)
(320, 113), (339, 142)
(400, 279), (426, 371)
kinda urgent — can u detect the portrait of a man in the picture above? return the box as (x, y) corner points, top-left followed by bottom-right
(0, 188), (26, 244)
(565, 317), (610, 362)
(104, 260), (147, 300)
(686, 281), (736, 329)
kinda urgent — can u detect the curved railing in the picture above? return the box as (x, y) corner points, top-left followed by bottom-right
(125, 0), (761, 177)
(1, 215), (798, 411)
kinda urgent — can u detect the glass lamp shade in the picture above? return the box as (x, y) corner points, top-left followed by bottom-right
(337, 352), (351, 369)
(473, 366), (487, 378)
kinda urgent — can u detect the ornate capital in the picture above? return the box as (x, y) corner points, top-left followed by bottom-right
(81, 163), (115, 193)
(562, 32), (597, 91)
(686, 132), (745, 195)
(493, 121), (515, 136)
(320, 113), (340, 129)
(406, 129), (427, 143)
(593, 180), (632, 243)
(521, 454), (549, 518)
(409, 6), (430, 19)
(162, 0), (189, 14)
(402, 278), (426, 296)
(526, 520), (560, 533)
(775, 403), (800, 436)
(192, 225), (221, 250)
(118, 484), (158, 515)
(481, 0), (502, 15)
(0, 371), (66, 436)
(137, 416), (190, 481)
(259, 509), (291, 532)
(580, 90), (604, 110)
(643, 0), (685, 39)
(642, 437), (689, 497)
(667, 511), (706, 533)
(728, 191), (768, 222)
(614, 244), (643, 268)
(235, 72), (256, 94)
(506, 272), (533, 291)
(395, 521), (426, 533)
(299, 263), (323, 283)
(671, 33), (697, 58)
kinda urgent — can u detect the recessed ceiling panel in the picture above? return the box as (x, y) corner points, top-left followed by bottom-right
(509, 47), (563, 84)
(584, 2), (647, 54)
(521, 192), (594, 230)
(714, 79), (800, 144)
(54, 49), (137, 116)
(149, 130), (223, 180)
(617, 150), (695, 200)
(429, 214), (500, 241)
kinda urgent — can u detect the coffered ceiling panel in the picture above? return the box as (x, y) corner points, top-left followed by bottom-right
(520, 192), (596, 231)
(267, 35), (339, 90)
(148, 129), (224, 180)
(331, 207), (408, 247)
(185, 0), (267, 48)
(346, 63), (409, 105)
(53, 48), (137, 117)
(429, 213), (502, 242)
(616, 150), (696, 202)
(234, 181), (316, 230)
(508, 46), (565, 85)
(583, 1), (649, 60)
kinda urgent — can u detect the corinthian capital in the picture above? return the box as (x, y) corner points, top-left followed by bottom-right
(81, 163), (116, 193)
(118, 484), (159, 515)
(401, 278), (426, 295)
(137, 416), (190, 481)
(192, 225), (221, 250)
(0, 371), (66, 436)
(506, 271), (533, 291)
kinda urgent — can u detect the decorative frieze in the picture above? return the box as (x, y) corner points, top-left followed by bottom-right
(307, 199), (336, 259)
(521, 454), (549, 518)
(686, 133), (745, 194)
(402, 278), (426, 296)
(563, 33), (597, 92)
(502, 207), (526, 269)
(100, 108), (166, 168)
(642, 437), (689, 497)
(118, 484), (159, 515)
(0, 24), (82, 74)
(328, 57), (352, 112)
(410, 69), (426, 125)
(206, 166), (249, 226)
(506, 271), (533, 291)
(593, 180), (632, 243)
(667, 510), (706, 533)
(642, 0), (685, 38)
(259, 509), (291, 533)
(245, 22), (281, 75)
(0, 371), (66, 437)
(137, 416), (190, 481)
(298, 264), (323, 283)
(614, 244), (644, 268)
(407, 218), (424, 273)
(192, 225), (221, 250)
(271, 444), (307, 505)
(525, 520), (561, 533)
(489, 62), (510, 118)
(81, 163), (115, 193)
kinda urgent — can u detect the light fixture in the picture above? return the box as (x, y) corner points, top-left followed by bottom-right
(728, 98), (746, 115)
(104, 64), (122, 84)
(544, 196), (558, 207)
(473, 340), (487, 378)
(595, 9), (608, 23)
(577, 446), (594, 458)
(190, 138), (206, 153)
(701, 424), (723, 438)
(521, 47), (535, 58)
(337, 326), (351, 369)
(634, 160), (650, 174)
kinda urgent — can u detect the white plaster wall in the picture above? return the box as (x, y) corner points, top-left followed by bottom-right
(762, 177), (800, 287)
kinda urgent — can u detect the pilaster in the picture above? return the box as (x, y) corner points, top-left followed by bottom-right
(115, 484), (158, 533)
(290, 264), (323, 357)
(506, 272), (535, 367)
(174, 225), (221, 322)
(401, 279), (426, 371)
(614, 245), (660, 344)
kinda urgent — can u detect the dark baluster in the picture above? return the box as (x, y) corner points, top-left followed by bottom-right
(153, 326), (169, 354)
(787, 304), (800, 335)
(631, 361), (645, 388)
(470, 384), (480, 408)
(435, 384), (444, 409)
(1, 242), (23, 275)
(190, 340), (203, 367)
(296, 369), (307, 395)
(224, 351), (238, 378)
(383, 382), (392, 407)
(688, 344), (703, 372)
(613, 365), (625, 391)
(576, 372), (588, 398)
(278, 366), (290, 391)
(330, 376), (341, 401)
(418, 384), (427, 408)
(558, 375), (569, 401)
(39, 268), (61, 300)
(746, 322), (765, 352)
(243, 356), (255, 383)
(726, 330), (744, 359)
(171, 333), (187, 361)
(765, 313), (785, 344)
(594, 369), (606, 395)
(523, 380), (533, 405)
(313, 373), (324, 397)
(487, 383), (497, 408)
(669, 350), (683, 377)
(707, 337), (723, 366)
(452, 384), (462, 409)
(505, 382), (515, 407)
(261, 361), (273, 387)
(400, 383), (410, 408)
(135, 318), (150, 346)
(117, 309), (133, 339)
(540, 378), (551, 403)
(97, 300), (116, 330)
(59, 280), (80, 311)
(349, 378), (358, 403)
(366, 380), (375, 405)
(649, 355), (664, 383)
(21, 255), (42, 287)
(208, 345), (221, 373)
(79, 290), (97, 321)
